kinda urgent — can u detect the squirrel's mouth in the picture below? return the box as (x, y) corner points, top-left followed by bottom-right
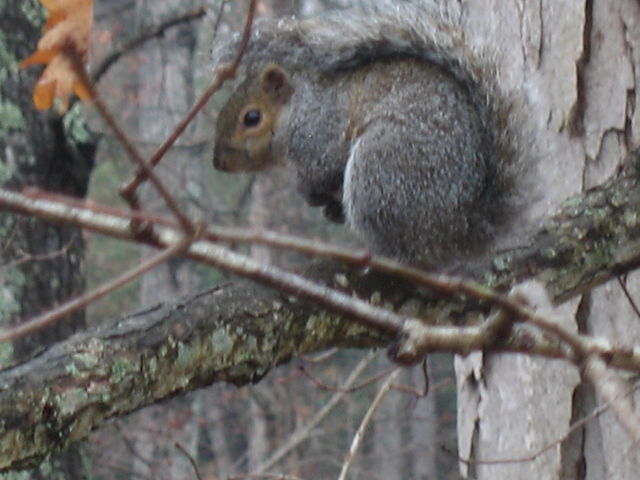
(213, 144), (279, 173)
(212, 144), (249, 172)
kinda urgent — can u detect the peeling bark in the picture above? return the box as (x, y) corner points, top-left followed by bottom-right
(457, 0), (640, 478)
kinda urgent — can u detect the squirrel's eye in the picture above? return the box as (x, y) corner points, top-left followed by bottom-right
(243, 109), (262, 127)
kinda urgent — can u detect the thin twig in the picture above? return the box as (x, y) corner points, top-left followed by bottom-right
(583, 354), (640, 442)
(14, 187), (633, 354)
(210, 0), (228, 40)
(617, 276), (640, 320)
(67, 48), (195, 232)
(299, 348), (338, 363)
(255, 352), (378, 473)
(299, 363), (399, 394)
(392, 376), (454, 398)
(337, 369), (401, 480)
(175, 442), (203, 480)
(0, 237), (191, 343)
(392, 358), (432, 397)
(11, 189), (556, 346)
(119, 0), (257, 202)
(1, 234), (77, 271)
(5, 188), (640, 373)
(91, 6), (207, 84)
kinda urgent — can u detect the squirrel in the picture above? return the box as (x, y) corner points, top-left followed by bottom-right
(212, 4), (529, 268)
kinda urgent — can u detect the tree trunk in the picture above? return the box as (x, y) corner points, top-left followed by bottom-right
(0, 0), (95, 365)
(455, 1), (640, 478)
(0, 1), (96, 478)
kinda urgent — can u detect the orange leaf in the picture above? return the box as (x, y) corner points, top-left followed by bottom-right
(33, 55), (77, 111)
(20, 49), (56, 68)
(20, 0), (94, 113)
(32, 78), (56, 110)
(37, 0), (93, 61)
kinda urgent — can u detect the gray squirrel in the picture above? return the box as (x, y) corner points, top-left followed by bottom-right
(212, 4), (528, 267)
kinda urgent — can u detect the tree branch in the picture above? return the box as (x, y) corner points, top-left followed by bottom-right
(0, 280), (386, 472)
(1, 153), (640, 470)
(91, 6), (207, 85)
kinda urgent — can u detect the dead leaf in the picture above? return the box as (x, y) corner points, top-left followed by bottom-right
(20, 0), (94, 112)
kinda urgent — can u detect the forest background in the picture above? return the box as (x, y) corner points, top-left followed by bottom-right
(2, 0), (640, 479)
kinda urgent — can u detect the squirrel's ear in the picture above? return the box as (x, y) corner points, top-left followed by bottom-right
(260, 64), (293, 104)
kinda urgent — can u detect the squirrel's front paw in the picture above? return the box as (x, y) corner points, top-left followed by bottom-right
(323, 200), (345, 224)
(304, 192), (345, 223)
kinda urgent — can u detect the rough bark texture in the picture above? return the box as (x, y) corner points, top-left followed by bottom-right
(0, 1), (96, 477)
(0, 278), (386, 472)
(455, 0), (640, 478)
(0, 0), (95, 365)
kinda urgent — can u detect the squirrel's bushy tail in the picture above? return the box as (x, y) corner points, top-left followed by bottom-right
(212, 2), (528, 205)
(211, 1), (536, 258)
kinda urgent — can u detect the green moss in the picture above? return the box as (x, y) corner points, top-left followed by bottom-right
(561, 196), (582, 212)
(146, 355), (158, 376)
(0, 470), (32, 480)
(20, 0), (45, 26)
(176, 341), (196, 368)
(0, 343), (13, 370)
(0, 266), (25, 325)
(243, 334), (258, 352)
(541, 247), (558, 260)
(64, 363), (81, 377)
(210, 328), (234, 357)
(623, 210), (638, 228)
(57, 388), (88, 416)
(71, 352), (100, 369)
(0, 162), (11, 185)
(63, 104), (92, 144)
(66, 351), (102, 379)
(110, 358), (135, 383)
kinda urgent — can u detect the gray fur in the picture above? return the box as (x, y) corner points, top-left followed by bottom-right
(212, 5), (530, 267)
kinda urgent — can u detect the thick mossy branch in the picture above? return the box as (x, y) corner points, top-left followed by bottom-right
(0, 282), (385, 472)
(487, 157), (640, 301)
(1, 156), (640, 471)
